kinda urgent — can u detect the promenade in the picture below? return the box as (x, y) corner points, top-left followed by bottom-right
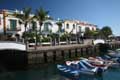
(28, 39), (93, 52)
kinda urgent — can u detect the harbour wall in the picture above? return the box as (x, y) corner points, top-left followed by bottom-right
(0, 43), (120, 70)
(27, 43), (120, 65)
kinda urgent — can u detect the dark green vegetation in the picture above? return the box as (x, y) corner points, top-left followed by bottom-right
(84, 26), (112, 39)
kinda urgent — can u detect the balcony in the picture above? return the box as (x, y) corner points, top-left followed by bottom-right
(6, 27), (21, 31)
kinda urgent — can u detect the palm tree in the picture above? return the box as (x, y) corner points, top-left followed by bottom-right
(14, 7), (32, 42)
(63, 30), (73, 45)
(34, 7), (49, 46)
(56, 20), (63, 45)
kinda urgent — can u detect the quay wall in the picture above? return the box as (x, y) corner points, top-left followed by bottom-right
(27, 43), (120, 65)
(0, 42), (120, 70)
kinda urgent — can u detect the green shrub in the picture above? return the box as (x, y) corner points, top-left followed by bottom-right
(41, 37), (50, 42)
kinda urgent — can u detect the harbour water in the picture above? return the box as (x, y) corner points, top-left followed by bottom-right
(0, 62), (120, 80)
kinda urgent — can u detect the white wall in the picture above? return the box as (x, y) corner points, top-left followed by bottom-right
(0, 42), (26, 51)
(0, 14), (3, 33)
(41, 20), (59, 33)
(77, 24), (86, 33)
(64, 21), (77, 34)
(0, 10), (97, 38)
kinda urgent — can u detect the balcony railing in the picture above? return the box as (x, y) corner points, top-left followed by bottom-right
(6, 27), (21, 31)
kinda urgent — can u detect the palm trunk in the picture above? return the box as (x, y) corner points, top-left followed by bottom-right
(55, 38), (56, 46)
(58, 31), (60, 45)
(39, 22), (43, 46)
(76, 35), (77, 44)
(66, 37), (69, 45)
(24, 23), (27, 50)
(58, 35), (60, 45)
(50, 37), (52, 46)
(35, 29), (37, 50)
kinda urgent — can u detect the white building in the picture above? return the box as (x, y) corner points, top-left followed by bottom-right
(0, 9), (27, 38)
(0, 9), (97, 39)
(63, 20), (97, 36)
(0, 10), (59, 37)
(41, 20), (59, 36)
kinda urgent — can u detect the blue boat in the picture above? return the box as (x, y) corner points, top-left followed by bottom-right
(57, 60), (103, 76)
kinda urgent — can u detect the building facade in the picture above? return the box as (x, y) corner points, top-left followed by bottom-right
(0, 9), (97, 39)
(63, 20), (97, 36)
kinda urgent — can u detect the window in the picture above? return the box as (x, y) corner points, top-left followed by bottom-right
(44, 22), (52, 32)
(66, 23), (69, 29)
(79, 26), (81, 32)
(10, 19), (17, 30)
(92, 27), (94, 31)
(73, 24), (75, 29)
(44, 23), (49, 32)
(31, 21), (37, 31)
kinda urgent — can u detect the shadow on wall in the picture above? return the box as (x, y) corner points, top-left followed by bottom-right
(0, 50), (27, 71)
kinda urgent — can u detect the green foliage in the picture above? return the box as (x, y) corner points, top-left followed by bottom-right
(84, 27), (92, 38)
(35, 7), (49, 26)
(41, 37), (50, 42)
(56, 21), (63, 32)
(60, 34), (67, 41)
(49, 33), (58, 39)
(22, 32), (35, 39)
(84, 27), (100, 39)
(100, 26), (112, 38)
(14, 7), (32, 42)
(14, 7), (32, 25)
(60, 32), (71, 41)
(34, 7), (49, 37)
(31, 20), (37, 31)
(22, 31), (41, 42)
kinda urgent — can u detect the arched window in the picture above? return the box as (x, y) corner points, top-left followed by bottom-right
(73, 24), (75, 29)
(66, 23), (69, 29)
(44, 22), (52, 32)
(92, 27), (94, 31)
(31, 21), (37, 31)
(79, 26), (81, 32)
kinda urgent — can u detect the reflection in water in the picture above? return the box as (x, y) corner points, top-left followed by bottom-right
(59, 72), (103, 80)
(0, 63), (120, 80)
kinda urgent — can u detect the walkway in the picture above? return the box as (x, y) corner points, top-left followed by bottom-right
(28, 39), (93, 51)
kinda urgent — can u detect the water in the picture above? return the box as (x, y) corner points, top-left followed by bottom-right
(0, 63), (120, 80)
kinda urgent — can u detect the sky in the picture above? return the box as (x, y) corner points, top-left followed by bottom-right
(0, 0), (120, 36)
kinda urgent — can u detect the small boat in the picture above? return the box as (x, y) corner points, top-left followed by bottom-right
(108, 50), (120, 58)
(97, 55), (120, 68)
(87, 58), (110, 70)
(79, 57), (109, 70)
(57, 60), (103, 76)
(115, 49), (120, 53)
